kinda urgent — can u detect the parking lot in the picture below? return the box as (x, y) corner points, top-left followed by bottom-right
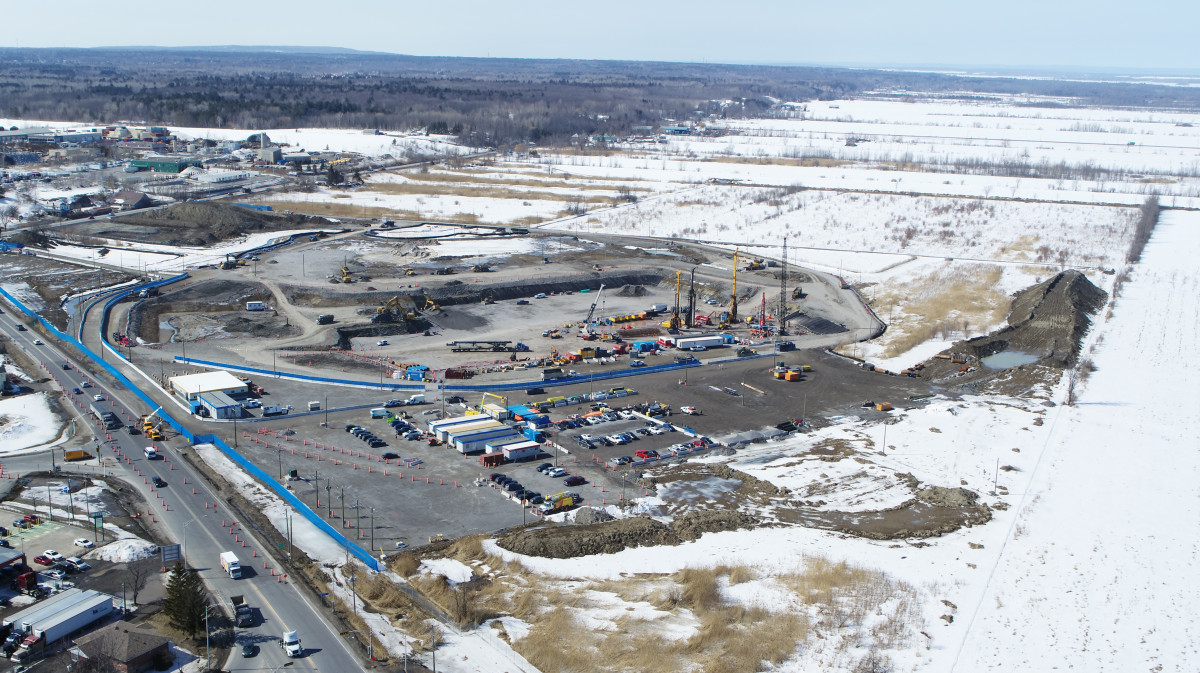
(216, 347), (932, 548)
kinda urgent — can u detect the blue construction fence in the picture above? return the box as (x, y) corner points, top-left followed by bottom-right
(174, 350), (777, 394)
(194, 434), (379, 571)
(174, 356), (425, 391)
(0, 283), (380, 572)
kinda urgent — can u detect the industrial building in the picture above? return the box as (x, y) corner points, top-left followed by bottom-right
(168, 371), (249, 413)
(197, 391), (242, 419)
(4, 588), (115, 647)
(129, 156), (203, 173)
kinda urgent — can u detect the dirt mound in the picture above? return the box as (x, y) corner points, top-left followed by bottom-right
(115, 202), (335, 247)
(7, 230), (53, 247)
(672, 510), (759, 541)
(990, 269), (1107, 367)
(916, 486), (980, 508)
(614, 284), (647, 297)
(573, 507), (615, 525)
(922, 270), (1106, 386)
(496, 516), (680, 559)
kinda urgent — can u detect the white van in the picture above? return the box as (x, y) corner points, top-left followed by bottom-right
(369, 408), (389, 419)
(144, 447), (158, 459)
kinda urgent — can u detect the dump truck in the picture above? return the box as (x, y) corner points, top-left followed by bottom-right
(316, 314), (334, 325)
(220, 551), (242, 579)
(231, 595), (254, 627)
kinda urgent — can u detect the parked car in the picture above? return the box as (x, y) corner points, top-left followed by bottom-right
(43, 550), (63, 562)
(564, 475), (587, 487)
(547, 467), (566, 478)
(33, 555), (52, 566)
(536, 463), (554, 473)
(381, 452), (400, 460)
(41, 570), (66, 581)
(73, 538), (94, 548)
(628, 360), (646, 367)
(446, 395), (467, 404)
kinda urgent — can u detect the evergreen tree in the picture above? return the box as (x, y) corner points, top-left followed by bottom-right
(327, 166), (344, 186)
(162, 562), (209, 639)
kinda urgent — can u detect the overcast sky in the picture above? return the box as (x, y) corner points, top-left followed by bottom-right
(3, 0), (1195, 72)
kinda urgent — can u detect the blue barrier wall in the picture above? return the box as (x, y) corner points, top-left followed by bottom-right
(194, 434), (379, 571)
(0, 284), (379, 571)
(174, 356), (425, 391)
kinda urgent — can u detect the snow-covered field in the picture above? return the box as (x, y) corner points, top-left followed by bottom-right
(3, 94), (1198, 672)
(0, 392), (66, 454)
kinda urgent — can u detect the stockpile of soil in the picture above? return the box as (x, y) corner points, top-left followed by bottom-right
(922, 270), (1106, 383)
(989, 269), (1107, 367)
(280, 270), (666, 310)
(497, 516), (679, 559)
(497, 507), (761, 559)
(110, 202), (335, 247)
(615, 285), (647, 297)
(673, 510), (759, 541)
(573, 507), (615, 525)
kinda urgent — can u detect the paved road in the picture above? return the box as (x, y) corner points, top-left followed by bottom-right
(0, 317), (371, 673)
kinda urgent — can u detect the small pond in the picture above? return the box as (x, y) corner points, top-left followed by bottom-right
(981, 350), (1040, 369)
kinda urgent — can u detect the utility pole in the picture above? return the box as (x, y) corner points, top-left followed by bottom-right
(779, 237), (788, 336)
(370, 507), (375, 551)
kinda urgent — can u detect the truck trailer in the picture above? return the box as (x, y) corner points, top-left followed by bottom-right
(674, 335), (725, 350)
(220, 551), (242, 579)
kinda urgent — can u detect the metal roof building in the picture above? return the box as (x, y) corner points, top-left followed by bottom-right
(168, 371), (248, 401)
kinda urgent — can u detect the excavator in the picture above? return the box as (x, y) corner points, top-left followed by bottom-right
(374, 297), (416, 323)
(340, 266), (353, 283)
(424, 299), (440, 312)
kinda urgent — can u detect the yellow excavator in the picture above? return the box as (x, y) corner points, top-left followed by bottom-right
(424, 299), (440, 312)
(340, 266), (353, 283)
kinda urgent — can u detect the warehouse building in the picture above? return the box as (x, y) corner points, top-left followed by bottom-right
(129, 156), (203, 173)
(168, 371), (248, 403)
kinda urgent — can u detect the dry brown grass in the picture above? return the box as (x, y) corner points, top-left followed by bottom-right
(243, 199), (487, 225)
(866, 264), (1009, 359)
(363, 181), (618, 205)
(403, 171), (650, 192)
(365, 552), (916, 673)
(701, 155), (853, 168)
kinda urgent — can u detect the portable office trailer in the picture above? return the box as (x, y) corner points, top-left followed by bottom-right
(453, 428), (520, 454)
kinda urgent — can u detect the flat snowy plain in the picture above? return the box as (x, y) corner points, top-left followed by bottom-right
(3, 94), (1198, 671)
